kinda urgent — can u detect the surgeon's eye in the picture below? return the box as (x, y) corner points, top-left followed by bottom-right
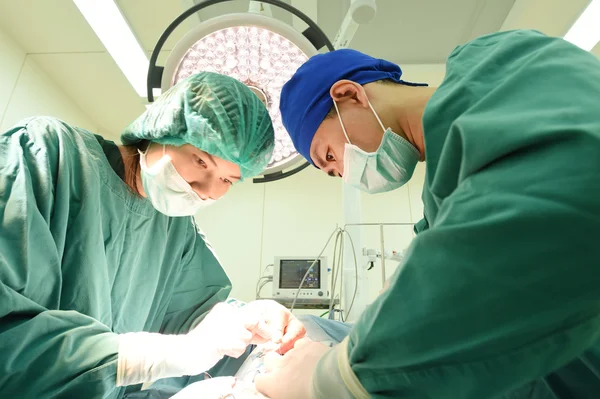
(222, 178), (233, 185)
(194, 155), (207, 167)
(325, 150), (335, 162)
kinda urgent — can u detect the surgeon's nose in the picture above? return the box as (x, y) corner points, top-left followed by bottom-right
(325, 165), (342, 178)
(211, 181), (229, 200)
(193, 185), (212, 201)
(196, 179), (228, 201)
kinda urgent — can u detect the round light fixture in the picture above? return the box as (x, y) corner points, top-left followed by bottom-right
(148, 0), (334, 182)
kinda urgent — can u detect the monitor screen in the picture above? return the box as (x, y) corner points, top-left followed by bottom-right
(279, 259), (321, 289)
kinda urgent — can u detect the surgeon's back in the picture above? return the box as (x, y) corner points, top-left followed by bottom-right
(391, 29), (600, 398)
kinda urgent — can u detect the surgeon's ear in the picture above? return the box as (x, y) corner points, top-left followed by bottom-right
(330, 80), (370, 108)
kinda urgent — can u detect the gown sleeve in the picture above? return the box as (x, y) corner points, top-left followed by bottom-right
(136, 224), (232, 398)
(159, 225), (232, 335)
(0, 118), (122, 398)
(312, 31), (600, 399)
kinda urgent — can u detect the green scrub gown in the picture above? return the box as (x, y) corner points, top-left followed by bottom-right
(0, 117), (232, 398)
(314, 30), (600, 398)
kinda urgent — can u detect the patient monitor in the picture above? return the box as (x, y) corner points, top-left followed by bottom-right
(272, 256), (329, 300)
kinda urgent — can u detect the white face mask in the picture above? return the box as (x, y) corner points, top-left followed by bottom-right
(334, 100), (420, 194)
(139, 144), (215, 216)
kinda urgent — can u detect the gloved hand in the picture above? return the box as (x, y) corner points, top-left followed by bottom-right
(116, 302), (263, 387)
(243, 300), (306, 354)
(255, 338), (330, 399)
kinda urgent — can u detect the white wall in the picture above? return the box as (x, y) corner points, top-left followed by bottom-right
(195, 167), (343, 303)
(197, 161), (427, 309)
(0, 28), (97, 132)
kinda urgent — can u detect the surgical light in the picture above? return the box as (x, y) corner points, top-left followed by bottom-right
(564, 0), (600, 51)
(148, 0), (334, 182)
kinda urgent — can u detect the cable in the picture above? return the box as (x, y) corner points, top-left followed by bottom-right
(339, 233), (345, 317)
(290, 227), (341, 312)
(262, 264), (274, 276)
(287, 226), (360, 318)
(343, 230), (359, 320)
(328, 231), (344, 317)
(290, 227), (339, 312)
(256, 280), (271, 299)
(328, 295), (341, 320)
(256, 263), (275, 299)
(255, 275), (272, 299)
(328, 231), (339, 314)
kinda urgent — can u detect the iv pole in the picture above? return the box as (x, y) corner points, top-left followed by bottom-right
(344, 222), (414, 287)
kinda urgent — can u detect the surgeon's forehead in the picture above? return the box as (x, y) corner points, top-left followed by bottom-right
(309, 131), (327, 167)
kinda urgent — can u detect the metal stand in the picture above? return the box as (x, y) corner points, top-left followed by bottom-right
(344, 223), (414, 287)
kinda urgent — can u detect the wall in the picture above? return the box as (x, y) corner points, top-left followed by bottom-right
(197, 159), (427, 308)
(195, 167), (343, 305)
(0, 28), (97, 132)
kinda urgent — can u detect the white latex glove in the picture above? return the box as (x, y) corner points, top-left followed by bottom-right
(243, 300), (306, 354)
(255, 338), (330, 399)
(116, 302), (263, 386)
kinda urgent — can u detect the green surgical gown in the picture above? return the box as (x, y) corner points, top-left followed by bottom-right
(315, 30), (600, 398)
(0, 117), (232, 398)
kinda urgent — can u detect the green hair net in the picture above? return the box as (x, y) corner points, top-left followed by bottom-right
(121, 72), (275, 180)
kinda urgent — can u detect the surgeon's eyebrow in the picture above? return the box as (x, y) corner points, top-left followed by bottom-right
(203, 151), (241, 180)
(205, 153), (218, 167)
(312, 153), (325, 169)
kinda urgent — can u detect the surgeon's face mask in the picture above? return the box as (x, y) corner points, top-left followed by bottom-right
(334, 99), (420, 194)
(139, 144), (215, 216)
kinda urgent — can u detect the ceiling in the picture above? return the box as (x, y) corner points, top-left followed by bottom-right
(0, 0), (597, 141)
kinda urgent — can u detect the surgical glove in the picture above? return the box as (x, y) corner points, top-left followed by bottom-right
(244, 300), (306, 354)
(255, 338), (330, 399)
(117, 302), (261, 386)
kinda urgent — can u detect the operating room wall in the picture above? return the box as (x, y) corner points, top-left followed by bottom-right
(196, 162), (427, 310)
(0, 28), (97, 132)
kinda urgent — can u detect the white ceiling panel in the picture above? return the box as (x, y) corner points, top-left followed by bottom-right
(341, 0), (516, 64)
(500, 0), (592, 36)
(593, 41), (600, 57)
(0, 0), (104, 53)
(29, 52), (146, 140)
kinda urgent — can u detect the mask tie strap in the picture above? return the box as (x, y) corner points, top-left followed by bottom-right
(140, 141), (152, 156)
(367, 100), (386, 133)
(333, 101), (352, 144)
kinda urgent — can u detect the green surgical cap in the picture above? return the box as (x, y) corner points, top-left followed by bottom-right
(121, 72), (274, 180)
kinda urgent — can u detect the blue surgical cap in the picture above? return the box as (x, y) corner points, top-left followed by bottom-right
(280, 49), (427, 165)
